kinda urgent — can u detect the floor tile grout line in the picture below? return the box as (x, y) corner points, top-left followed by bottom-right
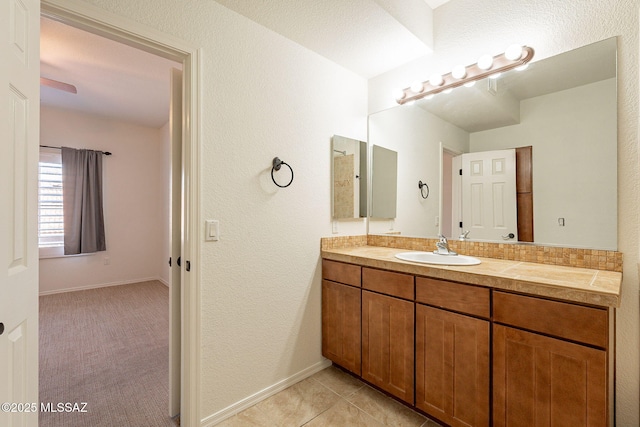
(298, 395), (350, 426)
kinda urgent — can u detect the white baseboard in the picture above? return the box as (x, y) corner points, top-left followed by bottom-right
(200, 359), (332, 427)
(39, 276), (166, 296)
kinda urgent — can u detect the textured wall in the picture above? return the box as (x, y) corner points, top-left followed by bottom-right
(39, 107), (166, 293)
(370, 0), (639, 425)
(80, 0), (368, 420)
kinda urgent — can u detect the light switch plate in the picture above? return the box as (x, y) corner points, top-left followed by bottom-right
(205, 220), (219, 241)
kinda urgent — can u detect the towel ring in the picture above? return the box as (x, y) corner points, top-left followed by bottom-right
(418, 180), (429, 199)
(271, 157), (294, 188)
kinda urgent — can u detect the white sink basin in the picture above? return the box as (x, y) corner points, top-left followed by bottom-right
(395, 251), (481, 266)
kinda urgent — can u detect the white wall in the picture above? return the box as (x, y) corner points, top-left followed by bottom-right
(368, 104), (469, 237)
(369, 0), (639, 425)
(39, 106), (169, 293)
(75, 0), (368, 421)
(470, 79), (617, 249)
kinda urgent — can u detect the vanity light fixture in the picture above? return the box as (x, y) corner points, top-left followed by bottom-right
(477, 54), (494, 70)
(429, 73), (444, 87)
(410, 81), (425, 93)
(451, 65), (467, 79)
(395, 45), (534, 105)
(505, 44), (525, 61)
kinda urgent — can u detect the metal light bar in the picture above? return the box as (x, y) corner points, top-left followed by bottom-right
(396, 46), (535, 105)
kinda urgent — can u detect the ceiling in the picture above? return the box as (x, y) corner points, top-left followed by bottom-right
(40, 18), (182, 128)
(212, 0), (436, 78)
(40, 1), (450, 127)
(40, 17), (182, 128)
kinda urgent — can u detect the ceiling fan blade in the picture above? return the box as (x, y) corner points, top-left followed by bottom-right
(40, 77), (77, 94)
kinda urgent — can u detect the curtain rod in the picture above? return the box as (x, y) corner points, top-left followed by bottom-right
(40, 145), (112, 156)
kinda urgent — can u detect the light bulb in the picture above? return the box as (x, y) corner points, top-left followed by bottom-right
(451, 65), (467, 79)
(477, 54), (493, 70)
(429, 74), (444, 86)
(393, 89), (406, 100)
(464, 81), (476, 88)
(410, 81), (424, 93)
(505, 44), (524, 61)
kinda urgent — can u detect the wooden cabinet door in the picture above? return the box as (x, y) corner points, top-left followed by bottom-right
(493, 324), (607, 427)
(416, 305), (490, 427)
(322, 280), (361, 375)
(362, 290), (414, 403)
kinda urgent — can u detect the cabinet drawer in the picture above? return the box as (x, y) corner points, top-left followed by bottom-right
(493, 291), (608, 348)
(362, 268), (414, 300)
(416, 277), (490, 319)
(322, 260), (361, 287)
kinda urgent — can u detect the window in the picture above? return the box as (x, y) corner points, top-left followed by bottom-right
(39, 149), (64, 257)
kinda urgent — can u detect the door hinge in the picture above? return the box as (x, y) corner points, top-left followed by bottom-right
(168, 257), (172, 267)
(186, 261), (191, 272)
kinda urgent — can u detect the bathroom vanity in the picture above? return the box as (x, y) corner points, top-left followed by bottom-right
(321, 244), (621, 427)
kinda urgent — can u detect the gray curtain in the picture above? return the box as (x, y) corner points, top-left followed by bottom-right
(62, 147), (106, 255)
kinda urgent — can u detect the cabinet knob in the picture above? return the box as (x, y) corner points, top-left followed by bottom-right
(0, 323), (4, 336)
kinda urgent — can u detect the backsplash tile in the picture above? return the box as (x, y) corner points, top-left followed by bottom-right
(321, 235), (368, 250)
(322, 235), (622, 272)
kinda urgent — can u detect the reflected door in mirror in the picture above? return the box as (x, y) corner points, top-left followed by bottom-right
(459, 149), (517, 242)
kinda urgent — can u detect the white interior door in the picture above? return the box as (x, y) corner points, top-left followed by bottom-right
(460, 149), (517, 241)
(169, 68), (182, 418)
(0, 0), (40, 426)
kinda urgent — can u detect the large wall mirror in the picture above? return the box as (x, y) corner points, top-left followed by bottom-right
(368, 37), (617, 250)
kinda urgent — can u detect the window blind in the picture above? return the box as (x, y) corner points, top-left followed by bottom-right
(38, 153), (64, 248)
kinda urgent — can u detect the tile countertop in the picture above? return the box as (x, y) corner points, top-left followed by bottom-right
(321, 246), (622, 308)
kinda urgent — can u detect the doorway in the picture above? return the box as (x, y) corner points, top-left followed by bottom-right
(40, 1), (200, 424)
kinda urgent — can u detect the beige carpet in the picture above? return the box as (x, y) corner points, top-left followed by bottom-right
(39, 280), (177, 427)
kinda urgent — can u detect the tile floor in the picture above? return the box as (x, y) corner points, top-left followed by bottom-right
(217, 365), (442, 426)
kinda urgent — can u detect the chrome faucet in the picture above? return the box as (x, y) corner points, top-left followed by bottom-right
(459, 230), (470, 241)
(434, 235), (457, 255)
